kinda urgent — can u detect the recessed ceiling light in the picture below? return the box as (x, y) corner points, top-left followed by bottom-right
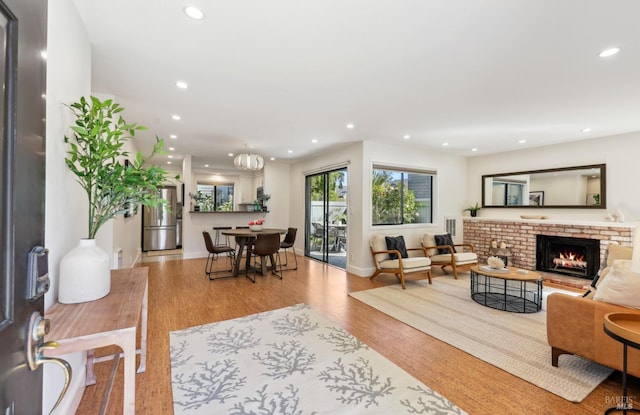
(403, 135), (410, 140)
(172, 114), (181, 120)
(168, 155), (173, 159)
(518, 139), (526, 144)
(346, 123), (355, 129)
(176, 81), (188, 89)
(228, 153), (234, 157)
(183, 6), (205, 20)
(287, 150), (293, 154)
(270, 157), (276, 161)
(471, 148), (478, 152)
(204, 164), (209, 167)
(442, 143), (449, 147)
(169, 147), (175, 151)
(581, 128), (592, 133)
(167, 161), (172, 165)
(40, 50), (47, 60)
(311, 139), (318, 143)
(170, 134), (177, 139)
(598, 47), (620, 58)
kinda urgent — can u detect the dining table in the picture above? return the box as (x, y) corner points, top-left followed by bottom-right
(221, 228), (287, 277)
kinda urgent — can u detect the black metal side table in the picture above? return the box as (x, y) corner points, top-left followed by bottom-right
(603, 313), (640, 414)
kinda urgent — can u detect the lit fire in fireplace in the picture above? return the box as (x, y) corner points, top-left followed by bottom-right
(553, 252), (587, 269)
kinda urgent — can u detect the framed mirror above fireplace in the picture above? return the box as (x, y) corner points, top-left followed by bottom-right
(482, 164), (606, 209)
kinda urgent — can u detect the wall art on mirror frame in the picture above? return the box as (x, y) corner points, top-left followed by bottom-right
(529, 191), (544, 206)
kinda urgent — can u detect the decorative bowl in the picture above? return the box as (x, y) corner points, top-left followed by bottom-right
(249, 224), (263, 231)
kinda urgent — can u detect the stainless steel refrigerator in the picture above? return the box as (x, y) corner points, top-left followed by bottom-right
(143, 186), (177, 251)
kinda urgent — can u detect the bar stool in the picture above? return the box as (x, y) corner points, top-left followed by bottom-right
(212, 226), (232, 260)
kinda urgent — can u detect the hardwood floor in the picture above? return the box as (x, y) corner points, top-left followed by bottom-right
(75, 254), (639, 414)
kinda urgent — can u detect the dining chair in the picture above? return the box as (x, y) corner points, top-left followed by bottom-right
(202, 231), (236, 280)
(212, 226), (232, 260)
(246, 233), (283, 282)
(279, 227), (298, 270)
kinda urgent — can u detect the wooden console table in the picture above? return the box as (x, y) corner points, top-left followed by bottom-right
(45, 267), (149, 415)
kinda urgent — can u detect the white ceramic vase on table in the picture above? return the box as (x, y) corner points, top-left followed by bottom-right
(58, 239), (110, 304)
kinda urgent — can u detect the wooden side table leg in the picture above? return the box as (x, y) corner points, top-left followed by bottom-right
(138, 281), (148, 373)
(85, 349), (97, 385)
(117, 332), (137, 415)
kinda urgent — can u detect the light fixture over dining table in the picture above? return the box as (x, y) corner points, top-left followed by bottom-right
(234, 146), (264, 171)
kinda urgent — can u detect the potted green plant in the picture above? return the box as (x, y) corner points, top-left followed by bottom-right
(60, 96), (176, 303)
(189, 191), (207, 211)
(464, 202), (481, 217)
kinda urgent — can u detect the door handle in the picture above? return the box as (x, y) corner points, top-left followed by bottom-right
(26, 312), (72, 414)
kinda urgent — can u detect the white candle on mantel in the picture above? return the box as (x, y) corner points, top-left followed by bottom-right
(632, 222), (640, 273)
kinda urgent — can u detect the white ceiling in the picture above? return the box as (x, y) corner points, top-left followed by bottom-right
(71, 0), (640, 173)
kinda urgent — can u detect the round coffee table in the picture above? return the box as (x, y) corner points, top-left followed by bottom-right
(470, 266), (543, 313)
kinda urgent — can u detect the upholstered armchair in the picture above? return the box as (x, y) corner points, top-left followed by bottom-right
(421, 233), (478, 279)
(369, 235), (432, 289)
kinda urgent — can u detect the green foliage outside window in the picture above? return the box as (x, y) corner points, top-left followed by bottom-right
(310, 171), (345, 201)
(372, 169), (432, 225)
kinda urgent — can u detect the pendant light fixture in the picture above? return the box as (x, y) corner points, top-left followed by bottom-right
(234, 146), (264, 171)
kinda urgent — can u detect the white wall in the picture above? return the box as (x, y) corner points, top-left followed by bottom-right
(262, 162), (291, 230)
(466, 132), (640, 222)
(44, 1), (155, 411)
(43, 0), (91, 413)
(289, 141), (468, 277)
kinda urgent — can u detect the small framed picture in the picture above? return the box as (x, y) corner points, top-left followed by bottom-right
(529, 191), (544, 206)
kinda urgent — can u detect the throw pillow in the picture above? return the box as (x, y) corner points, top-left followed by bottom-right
(385, 236), (408, 260)
(434, 233), (457, 255)
(584, 244), (633, 296)
(593, 259), (640, 309)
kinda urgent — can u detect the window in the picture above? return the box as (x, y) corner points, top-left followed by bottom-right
(491, 180), (525, 206)
(372, 166), (434, 225)
(196, 183), (234, 211)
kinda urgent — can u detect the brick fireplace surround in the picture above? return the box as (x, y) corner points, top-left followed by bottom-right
(463, 218), (634, 274)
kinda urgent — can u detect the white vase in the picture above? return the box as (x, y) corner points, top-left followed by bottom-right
(58, 239), (111, 304)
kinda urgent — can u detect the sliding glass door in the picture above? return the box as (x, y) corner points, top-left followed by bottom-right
(305, 168), (348, 268)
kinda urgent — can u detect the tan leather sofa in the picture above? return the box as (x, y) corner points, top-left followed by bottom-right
(546, 244), (640, 377)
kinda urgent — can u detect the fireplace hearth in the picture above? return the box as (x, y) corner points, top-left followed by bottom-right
(536, 235), (600, 279)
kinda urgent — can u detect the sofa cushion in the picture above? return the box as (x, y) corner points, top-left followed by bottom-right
(434, 233), (457, 254)
(593, 260), (640, 309)
(604, 244), (634, 268)
(587, 244), (633, 294)
(385, 235), (408, 259)
(379, 256), (431, 270)
(430, 252), (478, 264)
(421, 234), (438, 256)
(370, 235), (390, 263)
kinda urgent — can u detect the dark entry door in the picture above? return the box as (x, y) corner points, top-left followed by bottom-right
(0, 0), (51, 413)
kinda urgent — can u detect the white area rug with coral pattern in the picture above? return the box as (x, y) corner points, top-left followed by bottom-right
(170, 304), (466, 414)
